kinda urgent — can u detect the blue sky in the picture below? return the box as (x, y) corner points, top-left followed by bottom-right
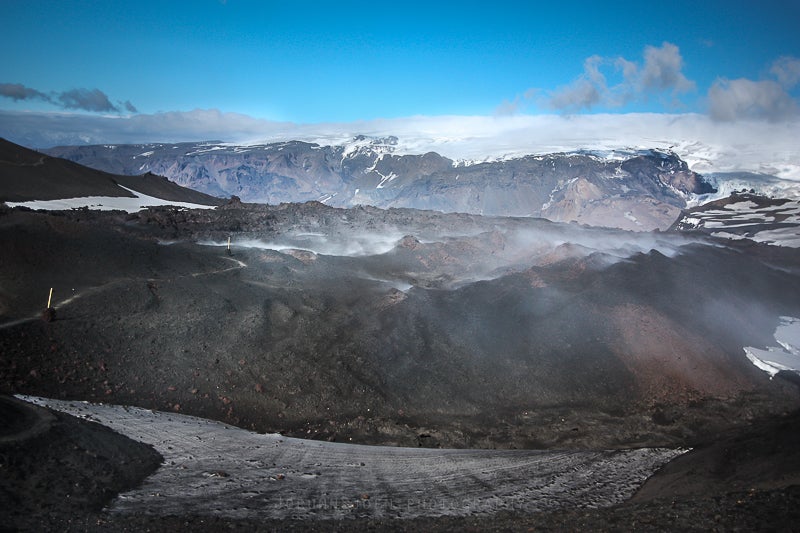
(1, 0), (799, 150)
(2, 0), (798, 120)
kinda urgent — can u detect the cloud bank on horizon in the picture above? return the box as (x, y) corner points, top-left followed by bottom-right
(3, 109), (799, 182)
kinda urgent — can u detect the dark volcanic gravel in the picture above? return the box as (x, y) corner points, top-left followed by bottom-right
(0, 395), (162, 531)
(3, 394), (800, 531)
(2, 201), (800, 530)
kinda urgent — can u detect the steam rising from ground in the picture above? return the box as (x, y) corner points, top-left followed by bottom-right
(200, 231), (407, 257)
(505, 224), (696, 261)
(198, 220), (704, 289)
(200, 224), (697, 260)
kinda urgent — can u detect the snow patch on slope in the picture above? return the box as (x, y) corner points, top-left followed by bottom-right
(18, 395), (685, 521)
(5, 186), (216, 212)
(744, 317), (800, 377)
(677, 198), (800, 248)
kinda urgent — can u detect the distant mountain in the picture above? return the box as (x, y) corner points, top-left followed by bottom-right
(0, 138), (225, 207)
(44, 137), (714, 231)
(692, 172), (800, 205)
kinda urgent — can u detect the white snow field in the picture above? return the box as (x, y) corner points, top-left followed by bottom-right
(745, 317), (800, 377)
(5, 186), (216, 212)
(681, 199), (800, 248)
(20, 395), (684, 521)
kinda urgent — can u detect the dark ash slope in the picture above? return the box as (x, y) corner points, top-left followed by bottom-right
(1, 138), (224, 206)
(1, 201), (798, 450)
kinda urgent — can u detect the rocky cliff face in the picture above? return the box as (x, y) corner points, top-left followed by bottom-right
(45, 137), (713, 231)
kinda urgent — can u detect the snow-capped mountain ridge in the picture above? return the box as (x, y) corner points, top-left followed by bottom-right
(38, 132), (797, 234)
(688, 173), (800, 207)
(44, 138), (715, 231)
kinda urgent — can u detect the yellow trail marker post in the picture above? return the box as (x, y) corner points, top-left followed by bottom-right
(43, 287), (56, 322)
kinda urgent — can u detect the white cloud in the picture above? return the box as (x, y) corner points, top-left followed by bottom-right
(494, 96), (524, 116)
(770, 56), (800, 89)
(494, 89), (539, 116)
(705, 55), (800, 123)
(615, 57), (638, 81)
(57, 88), (118, 113)
(0, 82), (49, 102)
(0, 108), (294, 147)
(639, 42), (695, 94)
(708, 78), (798, 122)
(547, 56), (606, 112)
(548, 77), (602, 112)
(546, 42), (694, 111)
(0, 82), (131, 113)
